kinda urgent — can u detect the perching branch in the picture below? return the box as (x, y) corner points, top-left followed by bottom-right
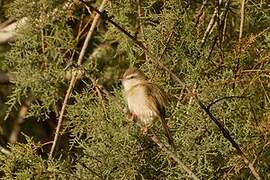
(49, 0), (108, 159)
(148, 133), (199, 180)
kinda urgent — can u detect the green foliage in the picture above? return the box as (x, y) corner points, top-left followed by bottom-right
(0, 136), (71, 179)
(0, 0), (269, 179)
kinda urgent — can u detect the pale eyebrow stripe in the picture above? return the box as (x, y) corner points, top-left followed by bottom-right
(126, 73), (137, 79)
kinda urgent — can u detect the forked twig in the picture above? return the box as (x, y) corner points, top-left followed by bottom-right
(49, 0), (108, 159)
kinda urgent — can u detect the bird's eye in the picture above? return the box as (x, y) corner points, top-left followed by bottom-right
(126, 74), (135, 80)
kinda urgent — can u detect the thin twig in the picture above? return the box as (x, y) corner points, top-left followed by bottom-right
(81, 162), (106, 180)
(222, 7), (228, 42)
(41, 29), (45, 53)
(194, 0), (208, 27)
(206, 35), (218, 61)
(186, 83), (197, 115)
(148, 133), (199, 180)
(207, 95), (246, 110)
(49, 72), (77, 158)
(239, 0), (245, 43)
(135, 0), (148, 61)
(201, 7), (218, 47)
(0, 145), (11, 156)
(151, 29), (175, 80)
(49, 0), (108, 159)
(134, 0), (142, 39)
(77, 0), (107, 66)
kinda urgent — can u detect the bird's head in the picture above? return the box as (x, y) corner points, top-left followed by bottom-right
(121, 68), (147, 91)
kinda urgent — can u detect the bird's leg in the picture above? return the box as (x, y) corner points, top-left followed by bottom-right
(141, 126), (149, 135)
(126, 110), (138, 122)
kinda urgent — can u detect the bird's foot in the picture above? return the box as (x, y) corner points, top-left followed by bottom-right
(141, 127), (149, 135)
(127, 111), (137, 122)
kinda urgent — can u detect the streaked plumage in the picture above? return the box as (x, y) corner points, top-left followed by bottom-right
(122, 68), (175, 147)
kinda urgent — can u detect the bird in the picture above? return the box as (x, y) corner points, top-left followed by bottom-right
(121, 67), (175, 147)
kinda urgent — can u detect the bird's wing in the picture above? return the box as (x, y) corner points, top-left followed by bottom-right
(143, 83), (175, 148)
(143, 82), (168, 118)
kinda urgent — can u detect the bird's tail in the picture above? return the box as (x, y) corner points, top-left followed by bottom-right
(160, 117), (176, 149)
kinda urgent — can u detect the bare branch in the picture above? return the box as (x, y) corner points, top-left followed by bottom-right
(148, 133), (199, 180)
(135, 0), (148, 62)
(239, 0), (245, 43)
(201, 7), (218, 47)
(49, 0), (108, 159)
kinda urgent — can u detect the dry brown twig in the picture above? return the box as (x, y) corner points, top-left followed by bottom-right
(135, 0), (148, 62)
(194, 0), (208, 27)
(49, 0), (108, 159)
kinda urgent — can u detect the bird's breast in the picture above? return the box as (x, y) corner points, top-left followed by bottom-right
(125, 86), (156, 125)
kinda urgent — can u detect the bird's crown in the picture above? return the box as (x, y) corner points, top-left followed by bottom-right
(122, 68), (146, 81)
